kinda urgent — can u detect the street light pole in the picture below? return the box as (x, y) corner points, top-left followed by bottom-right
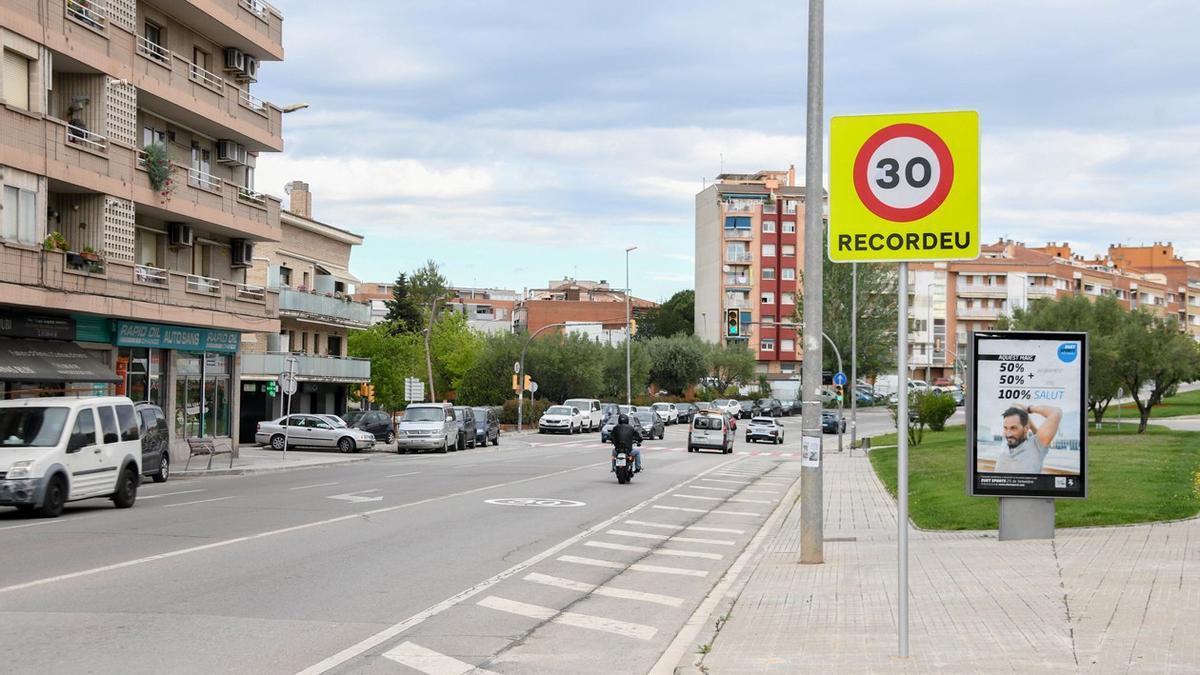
(626, 246), (637, 405)
(851, 262), (858, 449)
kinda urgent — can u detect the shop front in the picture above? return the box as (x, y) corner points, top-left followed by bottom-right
(0, 313), (118, 398)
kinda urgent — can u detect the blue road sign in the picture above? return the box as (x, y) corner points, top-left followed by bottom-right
(833, 372), (847, 386)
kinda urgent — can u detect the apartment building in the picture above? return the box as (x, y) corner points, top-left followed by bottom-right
(0, 0), (286, 457)
(513, 278), (657, 339)
(907, 240), (1200, 383)
(694, 168), (810, 376)
(447, 286), (516, 334)
(237, 182), (371, 441)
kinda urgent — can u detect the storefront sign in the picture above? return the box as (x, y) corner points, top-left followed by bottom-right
(115, 321), (240, 354)
(968, 331), (1087, 499)
(0, 313), (75, 341)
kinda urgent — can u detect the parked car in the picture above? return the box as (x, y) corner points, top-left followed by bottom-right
(710, 399), (741, 418)
(778, 400), (795, 416)
(396, 403), (456, 453)
(688, 412), (734, 454)
(563, 398), (603, 432)
(675, 402), (699, 424)
(451, 406), (477, 450)
(633, 410), (665, 440)
(950, 386), (965, 407)
(539, 405), (585, 434)
(135, 402), (171, 483)
(0, 396), (143, 517)
(600, 403), (621, 424)
(256, 414), (377, 453)
(821, 410), (847, 434)
(472, 406), (500, 446)
(602, 412), (653, 444)
(650, 402), (678, 425)
(737, 400), (755, 419)
(342, 410), (396, 444)
(753, 398), (784, 417)
(746, 416), (785, 444)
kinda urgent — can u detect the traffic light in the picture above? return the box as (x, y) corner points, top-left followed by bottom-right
(366, 384), (375, 402)
(266, 381), (278, 397)
(523, 374), (532, 391)
(835, 385), (844, 403)
(629, 319), (638, 336)
(512, 373), (519, 392)
(726, 309), (740, 337)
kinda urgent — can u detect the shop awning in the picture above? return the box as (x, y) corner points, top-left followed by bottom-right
(0, 339), (119, 383)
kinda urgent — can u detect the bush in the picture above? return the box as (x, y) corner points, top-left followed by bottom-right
(500, 398), (551, 425)
(920, 391), (957, 431)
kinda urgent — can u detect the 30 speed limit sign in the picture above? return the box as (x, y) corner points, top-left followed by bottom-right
(829, 110), (978, 262)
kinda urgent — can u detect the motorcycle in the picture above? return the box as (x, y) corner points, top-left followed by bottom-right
(614, 450), (635, 484)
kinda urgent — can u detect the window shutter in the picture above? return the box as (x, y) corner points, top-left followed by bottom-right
(3, 50), (31, 110)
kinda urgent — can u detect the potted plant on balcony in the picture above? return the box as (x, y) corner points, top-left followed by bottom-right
(43, 231), (69, 252)
(143, 143), (175, 203)
(80, 246), (102, 262)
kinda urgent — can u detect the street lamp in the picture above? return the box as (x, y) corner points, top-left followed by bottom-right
(625, 246), (637, 405)
(281, 102), (310, 113)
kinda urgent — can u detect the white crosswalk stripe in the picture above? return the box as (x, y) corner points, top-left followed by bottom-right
(672, 493), (721, 501)
(477, 595), (658, 640)
(584, 540), (724, 560)
(699, 478), (751, 484)
(624, 519), (745, 534)
(687, 485), (736, 492)
(557, 555), (708, 577)
(382, 641), (498, 675)
(712, 509), (761, 516)
(605, 529), (735, 546)
(522, 572), (683, 607)
(651, 504), (708, 514)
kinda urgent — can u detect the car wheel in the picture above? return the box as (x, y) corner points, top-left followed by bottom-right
(438, 436), (449, 453)
(35, 474), (67, 518)
(493, 435), (500, 446)
(111, 465), (138, 509)
(338, 437), (355, 453)
(152, 452), (170, 483)
(270, 434), (286, 451)
(385, 431), (396, 445)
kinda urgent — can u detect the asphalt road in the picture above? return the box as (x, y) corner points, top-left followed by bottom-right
(0, 412), (900, 675)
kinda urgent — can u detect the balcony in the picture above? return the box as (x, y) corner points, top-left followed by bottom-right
(0, 244), (277, 333)
(276, 287), (372, 328)
(1027, 284), (1058, 297)
(726, 251), (753, 264)
(957, 306), (1003, 320)
(723, 228), (753, 240)
(723, 275), (752, 287)
(724, 297), (751, 309)
(141, 0), (284, 60)
(955, 283), (1008, 297)
(241, 352), (370, 384)
(135, 152), (280, 241)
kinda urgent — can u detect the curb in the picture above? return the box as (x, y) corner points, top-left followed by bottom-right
(175, 453), (376, 477)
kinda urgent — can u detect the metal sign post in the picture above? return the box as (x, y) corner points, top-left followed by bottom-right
(280, 356), (298, 462)
(896, 263), (910, 656)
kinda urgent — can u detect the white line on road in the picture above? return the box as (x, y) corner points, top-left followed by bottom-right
(382, 641), (498, 675)
(624, 520), (744, 535)
(672, 494), (721, 501)
(557, 555), (708, 577)
(584, 540), (724, 560)
(740, 489), (781, 494)
(292, 456), (742, 674)
(605, 530), (734, 546)
(384, 471), (421, 478)
(477, 595), (657, 641)
(0, 518), (70, 532)
(724, 497), (773, 504)
(687, 486), (736, 493)
(162, 497), (235, 508)
(699, 478), (750, 485)
(712, 509), (762, 517)
(652, 505), (708, 514)
(288, 482), (339, 491)
(522, 572), (684, 607)
(131, 489), (208, 500)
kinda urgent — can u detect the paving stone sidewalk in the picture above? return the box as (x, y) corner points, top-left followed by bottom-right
(678, 448), (1200, 673)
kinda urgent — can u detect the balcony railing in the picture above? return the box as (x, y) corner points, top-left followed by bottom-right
(237, 187), (267, 205)
(236, 284), (266, 302)
(66, 124), (106, 152)
(187, 274), (222, 295)
(957, 306), (1003, 319)
(723, 228), (752, 240)
(956, 283), (1007, 296)
(184, 58), (225, 92)
(134, 265), (169, 287)
(277, 287), (372, 327)
(241, 352), (370, 383)
(726, 251), (753, 263)
(66, 0), (105, 30)
(188, 167), (222, 192)
(136, 35), (170, 65)
(238, 89), (267, 113)
(1027, 285), (1058, 296)
(724, 298), (751, 309)
(724, 276), (751, 286)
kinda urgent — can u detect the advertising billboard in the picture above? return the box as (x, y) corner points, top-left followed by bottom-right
(968, 331), (1088, 499)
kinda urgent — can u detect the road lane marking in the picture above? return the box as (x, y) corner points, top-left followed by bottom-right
(162, 497), (235, 508)
(385, 471), (421, 478)
(619, 521), (744, 535)
(584, 540), (724, 560)
(522, 572), (683, 607)
(288, 482), (339, 491)
(326, 489), (383, 503)
(382, 641), (498, 675)
(136, 489), (208, 500)
(0, 518), (71, 532)
(477, 595), (657, 641)
(557, 555), (708, 577)
(293, 456), (742, 674)
(712, 509), (762, 517)
(687, 486), (736, 493)
(652, 505), (708, 514)
(741, 489), (781, 494)
(606, 530), (734, 546)
(699, 478), (750, 485)
(672, 494), (721, 501)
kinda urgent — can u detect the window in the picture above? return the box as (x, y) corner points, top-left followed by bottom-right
(781, 292), (795, 305)
(69, 409), (97, 450)
(143, 124), (166, 148)
(762, 221), (776, 233)
(193, 243), (212, 277)
(724, 216), (751, 230)
(144, 21), (163, 48)
(97, 406), (119, 444)
(303, 271), (310, 288)
(781, 362), (796, 373)
(761, 292), (775, 305)
(2, 50), (31, 111)
(781, 339), (795, 352)
(782, 268), (796, 280)
(761, 244), (776, 257)
(782, 221), (796, 233)
(327, 335), (342, 356)
(784, 200), (798, 214)
(2, 185), (37, 245)
(762, 315), (775, 324)
(279, 267), (292, 287)
(301, 332), (309, 353)
(244, 166), (255, 191)
(116, 405), (139, 442)
(192, 47), (210, 74)
(136, 230), (161, 267)
(760, 339), (776, 351)
(782, 244), (795, 257)
(762, 268), (776, 280)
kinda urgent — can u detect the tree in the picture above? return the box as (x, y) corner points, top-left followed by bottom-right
(383, 272), (423, 334)
(456, 331), (524, 406)
(409, 259), (451, 310)
(600, 340), (650, 400)
(639, 290), (694, 339)
(707, 341), (756, 391)
(1116, 312), (1200, 432)
(347, 324), (424, 411)
(525, 331), (606, 402)
(430, 311), (483, 396)
(646, 335), (708, 395)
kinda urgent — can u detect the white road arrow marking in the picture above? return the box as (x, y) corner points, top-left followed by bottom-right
(326, 489), (383, 503)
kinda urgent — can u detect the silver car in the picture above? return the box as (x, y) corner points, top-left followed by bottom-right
(255, 414), (376, 453)
(396, 403), (456, 454)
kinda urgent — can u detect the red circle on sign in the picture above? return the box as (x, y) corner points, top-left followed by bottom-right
(853, 123), (954, 222)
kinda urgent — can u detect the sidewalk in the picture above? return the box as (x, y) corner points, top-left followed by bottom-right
(174, 446), (379, 477)
(676, 447), (1200, 673)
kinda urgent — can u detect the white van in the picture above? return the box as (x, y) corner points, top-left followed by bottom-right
(0, 396), (143, 517)
(395, 402), (457, 454)
(563, 398), (603, 432)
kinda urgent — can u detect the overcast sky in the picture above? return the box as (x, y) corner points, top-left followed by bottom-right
(255, 1), (1200, 301)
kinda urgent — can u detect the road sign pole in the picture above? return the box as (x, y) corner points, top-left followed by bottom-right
(281, 356), (298, 463)
(851, 262), (858, 449)
(799, 0), (824, 566)
(897, 261), (910, 657)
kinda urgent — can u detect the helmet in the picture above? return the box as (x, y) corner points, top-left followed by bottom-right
(618, 414), (629, 424)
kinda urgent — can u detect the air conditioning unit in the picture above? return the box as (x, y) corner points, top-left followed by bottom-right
(217, 140), (247, 165)
(231, 239), (253, 267)
(168, 223), (194, 248)
(237, 56), (258, 83)
(223, 48), (245, 72)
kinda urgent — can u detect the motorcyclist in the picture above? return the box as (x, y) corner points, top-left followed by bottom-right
(610, 414), (643, 473)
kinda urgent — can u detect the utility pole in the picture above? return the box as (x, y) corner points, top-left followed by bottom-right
(424, 298), (438, 402)
(851, 263), (858, 449)
(799, 0), (824, 565)
(625, 246), (637, 405)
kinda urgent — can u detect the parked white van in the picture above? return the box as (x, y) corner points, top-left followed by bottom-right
(0, 396), (143, 517)
(563, 398), (603, 432)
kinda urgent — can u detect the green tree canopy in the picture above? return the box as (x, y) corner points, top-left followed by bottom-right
(706, 341), (756, 391)
(455, 331), (524, 406)
(525, 332), (606, 402)
(383, 272), (423, 334)
(646, 335), (708, 395)
(347, 324), (424, 411)
(1116, 311), (1200, 432)
(640, 290), (694, 339)
(409, 259), (451, 310)
(601, 340), (650, 401)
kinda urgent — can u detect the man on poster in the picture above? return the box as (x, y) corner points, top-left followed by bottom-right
(994, 403), (1063, 474)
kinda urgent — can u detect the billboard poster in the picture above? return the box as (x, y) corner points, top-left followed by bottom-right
(968, 331), (1087, 499)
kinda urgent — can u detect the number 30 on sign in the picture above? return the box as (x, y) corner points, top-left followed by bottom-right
(829, 110), (979, 263)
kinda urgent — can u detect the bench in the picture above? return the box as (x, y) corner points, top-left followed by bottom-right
(184, 437), (233, 471)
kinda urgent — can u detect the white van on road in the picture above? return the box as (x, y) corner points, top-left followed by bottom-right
(0, 396), (143, 517)
(563, 398), (603, 432)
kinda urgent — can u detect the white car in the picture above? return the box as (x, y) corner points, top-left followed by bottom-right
(563, 398), (603, 432)
(650, 402), (678, 425)
(539, 405), (585, 434)
(710, 399), (742, 418)
(255, 414), (377, 452)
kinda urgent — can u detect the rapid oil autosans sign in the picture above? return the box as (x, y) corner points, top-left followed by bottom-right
(829, 110), (979, 262)
(969, 331), (1088, 499)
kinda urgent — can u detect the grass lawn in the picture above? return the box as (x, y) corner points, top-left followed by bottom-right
(1112, 387), (1200, 419)
(868, 424), (1200, 530)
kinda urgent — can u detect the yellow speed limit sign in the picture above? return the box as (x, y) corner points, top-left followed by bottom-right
(829, 110), (978, 262)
